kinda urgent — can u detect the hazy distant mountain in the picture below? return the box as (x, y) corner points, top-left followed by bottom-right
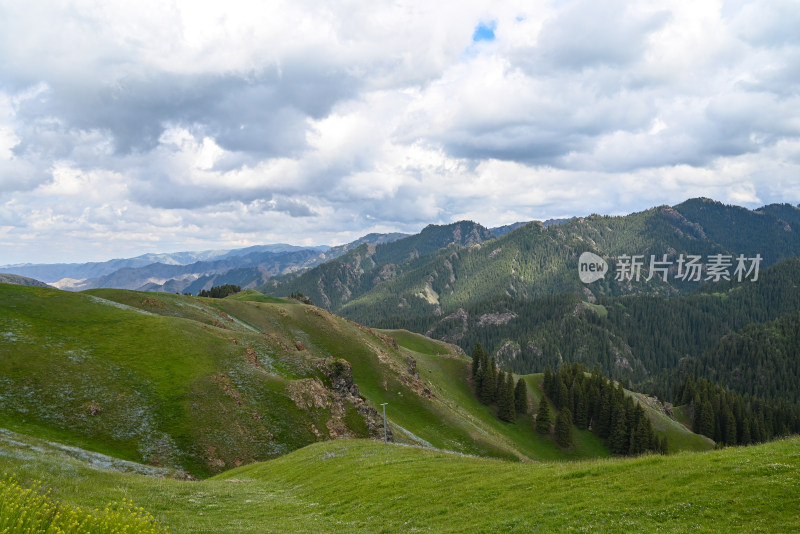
(0, 245), (323, 283)
(144, 234), (408, 295)
(490, 222), (531, 237)
(324, 232), (409, 258)
(0, 237), (394, 293)
(67, 249), (324, 292)
(541, 217), (572, 228)
(151, 234), (412, 295)
(0, 273), (50, 287)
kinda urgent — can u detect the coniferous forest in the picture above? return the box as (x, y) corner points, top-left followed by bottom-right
(675, 375), (800, 446)
(197, 284), (242, 298)
(375, 259), (800, 417)
(470, 342), (666, 456)
(541, 363), (666, 455)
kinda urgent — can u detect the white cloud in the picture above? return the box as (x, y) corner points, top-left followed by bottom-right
(0, 93), (19, 160)
(0, 0), (799, 264)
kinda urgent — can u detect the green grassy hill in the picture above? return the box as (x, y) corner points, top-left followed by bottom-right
(1, 283), (714, 480)
(0, 429), (797, 533)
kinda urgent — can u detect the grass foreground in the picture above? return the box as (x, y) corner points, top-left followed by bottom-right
(0, 476), (166, 534)
(1, 428), (798, 533)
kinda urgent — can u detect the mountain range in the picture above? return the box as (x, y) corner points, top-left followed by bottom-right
(4, 197), (800, 408)
(2, 197), (800, 532)
(263, 198), (800, 322)
(0, 231), (470, 291)
(252, 198), (800, 404)
(0, 219), (572, 294)
(0, 239), (401, 293)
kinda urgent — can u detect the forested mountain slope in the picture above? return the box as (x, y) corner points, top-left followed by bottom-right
(265, 199), (800, 331)
(261, 220), (496, 309)
(367, 258), (800, 403)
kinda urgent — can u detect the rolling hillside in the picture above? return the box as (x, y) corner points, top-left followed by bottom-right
(0, 284), (715, 481)
(0, 429), (796, 533)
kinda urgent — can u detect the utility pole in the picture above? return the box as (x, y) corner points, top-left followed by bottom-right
(380, 402), (388, 443)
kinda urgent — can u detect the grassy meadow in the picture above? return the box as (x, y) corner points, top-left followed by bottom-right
(1, 427), (797, 533)
(2, 283), (785, 533)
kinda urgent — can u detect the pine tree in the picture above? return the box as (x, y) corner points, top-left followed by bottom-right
(724, 407), (737, 445)
(543, 366), (554, 398)
(505, 373), (515, 413)
(596, 393), (611, 438)
(479, 356), (495, 404)
(487, 357), (498, 402)
(587, 385), (600, 430)
(471, 343), (484, 380)
(700, 399), (715, 438)
(574, 392), (588, 429)
(681, 375), (696, 405)
(610, 409), (628, 455)
(649, 428), (660, 452)
(740, 418), (751, 445)
(692, 393), (703, 434)
(557, 380), (569, 409)
(495, 369), (505, 404)
(474, 364), (484, 399)
(632, 417), (649, 455)
(555, 408), (574, 448)
(568, 383), (577, 414)
(535, 397), (552, 434)
(514, 378), (528, 414)
(498, 373), (516, 422)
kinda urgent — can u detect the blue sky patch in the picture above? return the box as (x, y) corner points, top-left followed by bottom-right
(472, 20), (497, 42)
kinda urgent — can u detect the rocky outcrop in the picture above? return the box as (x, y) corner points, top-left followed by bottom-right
(477, 312), (517, 327)
(429, 307), (468, 341)
(317, 358), (392, 442)
(634, 392), (675, 420)
(495, 340), (522, 364)
(405, 356), (420, 379)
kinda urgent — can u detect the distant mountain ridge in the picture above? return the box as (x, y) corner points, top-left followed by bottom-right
(0, 273), (50, 288)
(490, 218), (569, 237)
(6, 199), (798, 299)
(261, 220), (497, 310)
(0, 236), (404, 294)
(262, 198), (800, 334)
(0, 244), (328, 283)
(60, 248), (326, 293)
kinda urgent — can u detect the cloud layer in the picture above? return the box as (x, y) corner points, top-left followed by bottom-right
(1, 0), (799, 263)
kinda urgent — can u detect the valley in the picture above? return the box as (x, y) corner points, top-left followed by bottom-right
(2, 198), (799, 532)
(4, 2), (800, 530)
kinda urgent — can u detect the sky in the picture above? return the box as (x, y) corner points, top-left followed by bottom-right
(1, 0), (799, 265)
